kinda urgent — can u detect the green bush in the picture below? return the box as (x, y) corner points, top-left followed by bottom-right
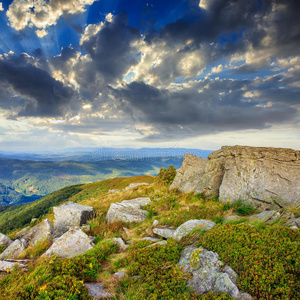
(199, 224), (300, 299)
(156, 165), (177, 187)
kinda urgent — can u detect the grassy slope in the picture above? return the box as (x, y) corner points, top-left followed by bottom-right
(0, 175), (299, 299)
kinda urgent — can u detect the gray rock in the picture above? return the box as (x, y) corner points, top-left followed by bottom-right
(0, 239), (26, 259)
(53, 202), (94, 236)
(223, 264), (238, 286)
(294, 218), (300, 228)
(147, 240), (167, 247)
(239, 293), (254, 300)
(177, 245), (240, 298)
(22, 219), (53, 246)
(153, 227), (175, 239)
(152, 220), (159, 226)
(224, 215), (242, 223)
(291, 226), (298, 230)
(80, 224), (91, 232)
(108, 189), (120, 194)
(0, 260), (26, 272)
(106, 197), (151, 224)
(43, 228), (94, 258)
(112, 238), (128, 251)
(0, 233), (12, 247)
(15, 227), (30, 239)
(249, 210), (280, 223)
(113, 270), (127, 279)
(173, 220), (216, 241)
(84, 283), (113, 299)
(170, 146), (300, 209)
(124, 183), (149, 191)
(142, 237), (160, 242)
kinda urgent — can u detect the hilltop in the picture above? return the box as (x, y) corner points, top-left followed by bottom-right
(0, 146), (299, 299)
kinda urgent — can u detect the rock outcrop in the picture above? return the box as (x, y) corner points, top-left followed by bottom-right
(106, 197), (151, 223)
(0, 260), (26, 272)
(170, 146), (300, 209)
(177, 245), (250, 299)
(43, 228), (94, 258)
(53, 202), (94, 235)
(0, 233), (12, 247)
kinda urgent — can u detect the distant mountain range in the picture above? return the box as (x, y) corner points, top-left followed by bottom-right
(0, 147), (212, 162)
(0, 147), (212, 206)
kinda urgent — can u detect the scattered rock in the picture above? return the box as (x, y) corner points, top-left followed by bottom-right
(53, 202), (94, 236)
(30, 218), (37, 223)
(22, 219), (53, 247)
(0, 239), (27, 259)
(249, 210), (280, 223)
(0, 260), (26, 272)
(224, 215), (242, 223)
(106, 197), (151, 224)
(177, 245), (241, 298)
(142, 237), (160, 242)
(108, 189), (120, 194)
(239, 293), (254, 300)
(124, 183), (149, 191)
(171, 146), (300, 210)
(152, 220), (159, 226)
(147, 240), (167, 247)
(291, 226), (298, 230)
(153, 227), (175, 239)
(113, 270), (127, 279)
(112, 238), (128, 251)
(84, 283), (113, 299)
(80, 224), (91, 232)
(0, 233), (12, 247)
(43, 228), (94, 258)
(173, 220), (216, 241)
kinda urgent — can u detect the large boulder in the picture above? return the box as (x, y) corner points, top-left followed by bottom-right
(172, 220), (216, 241)
(43, 228), (94, 258)
(22, 219), (53, 247)
(153, 227), (175, 239)
(177, 245), (240, 298)
(106, 197), (151, 224)
(53, 202), (94, 235)
(171, 146), (300, 209)
(0, 233), (12, 247)
(0, 239), (26, 259)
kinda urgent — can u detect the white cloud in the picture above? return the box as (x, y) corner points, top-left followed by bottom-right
(6, 0), (96, 37)
(199, 0), (208, 10)
(211, 64), (223, 73)
(0, 3), (3, 11)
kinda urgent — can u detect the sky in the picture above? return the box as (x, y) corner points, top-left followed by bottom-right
(0, 0), (299, 151)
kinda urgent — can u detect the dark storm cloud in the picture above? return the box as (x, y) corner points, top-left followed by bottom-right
(80, 13), (141, 83)
(0, 53), (74, 117)
(112, 80), (298, 138)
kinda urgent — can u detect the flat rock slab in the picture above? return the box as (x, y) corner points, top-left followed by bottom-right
(0, 239), (26, 260)
(84, 283), (113, 299)
(43, 228), (94, 258)
(153, 227), (175, 239)
(124, 183), (149, 191)
(142, 237), (160, 242)
(0, 260), (26, 272)
(173, 220), (216, 241)
(53, 202), (94, 235)
(22, 219), (53, 247)
(0, 233), (12, 247)
(249, 211), (280, 223)
(106, 197), (151, 224)
(147, 240), (167, 248)
(177, 245), (240, 298)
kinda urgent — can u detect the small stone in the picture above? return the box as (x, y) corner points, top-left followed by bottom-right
(124, 183), (149, 191)
(173, 220), (216, 241)
(0, 233), (12, 247)
(0, 260), (26, 272)
(152, 220), (159, 226)
(113, 270), (127, 279)
(142, 237), (160, 242)
(147, 240), (167, 248)
(153, 227), (175, 239)
(291, 226), (298, 230)
(0, 239), (26, 260)
(112, 238), (128, 251)
(239, 293), (254, 300)
(80, 224), (91, 232)
(108, 189), (120, 194)
(84, 283), (113, 299)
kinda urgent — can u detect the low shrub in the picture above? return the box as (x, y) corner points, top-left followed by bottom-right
(199, 224), (300, 299)
(156, 165), (177, 187)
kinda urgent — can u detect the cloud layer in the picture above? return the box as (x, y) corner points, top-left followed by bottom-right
(0, 0), (299, 149)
